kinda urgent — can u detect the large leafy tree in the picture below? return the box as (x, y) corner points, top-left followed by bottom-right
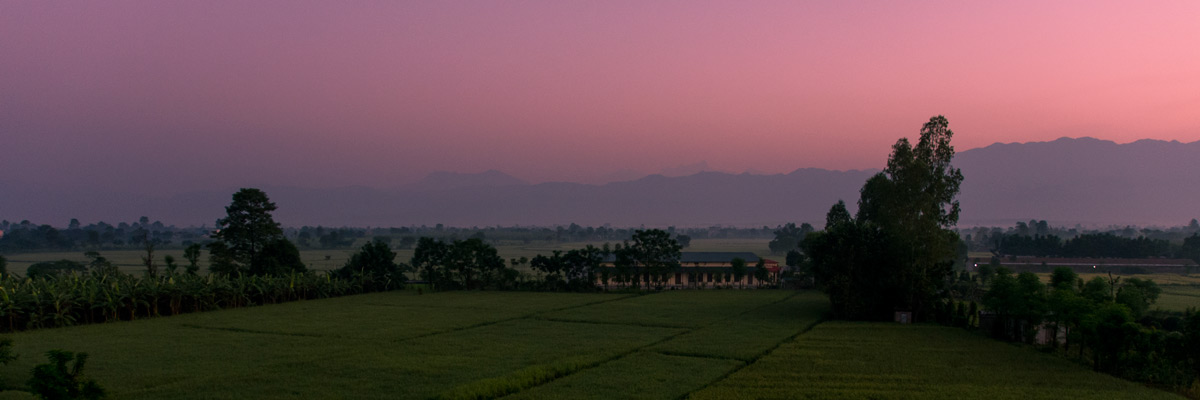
(444, 238), (505, 289)
(209, 188), (301, 276)
(805, 116), (964, 320)
(341, 240), (402, 279)
(411, 237), (448, 289)
(617, 229), (682, 289)
(338, 240), (405, 291)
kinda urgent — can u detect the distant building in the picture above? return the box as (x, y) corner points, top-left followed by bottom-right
(600, 251), (780, 288)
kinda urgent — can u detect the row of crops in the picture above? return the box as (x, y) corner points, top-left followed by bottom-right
(0, 271), (403, 333)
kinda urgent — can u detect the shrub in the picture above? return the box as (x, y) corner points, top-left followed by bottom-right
(25, 261), (85, 279)
(28, 350), (105, 400)
(0, 337), (15, 365)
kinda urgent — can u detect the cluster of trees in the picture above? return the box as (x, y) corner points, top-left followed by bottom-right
(295, 226), (366, 249)
(981, 267), (1199, 387)
(803, 116), (963, 320)
(0, 218), (207, 253)
(991, 233), (1174, 259)
(962, 219), (1200, 258)
(0, 217), (777, 256)
(526, 246), (607, 291)
(411, 237), (513, 290)
(768, 223), (813, 255)
(409, 229), (686, 292)
(333, 241), (406, 292)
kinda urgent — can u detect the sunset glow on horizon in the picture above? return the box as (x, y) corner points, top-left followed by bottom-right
(3, 1), (1198, 194)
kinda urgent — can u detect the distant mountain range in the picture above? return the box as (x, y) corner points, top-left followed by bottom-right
(955, 137), (1200, 227)
(2, 137), (1198, 228)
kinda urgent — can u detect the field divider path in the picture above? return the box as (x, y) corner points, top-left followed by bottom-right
(676, 313), (828, 400)
(392, 293), (643, 344)
(527, 316), (686, 329)
(649, 350), (746, 362)
(177, 323), (330, 338)
(486, 291), (810, 400)
(444, 322), (696, 400)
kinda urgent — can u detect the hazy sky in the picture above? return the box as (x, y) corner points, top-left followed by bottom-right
(3, 1), (1198, 194)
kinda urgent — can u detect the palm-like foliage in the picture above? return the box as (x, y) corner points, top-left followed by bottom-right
(0, 270), (403, 333)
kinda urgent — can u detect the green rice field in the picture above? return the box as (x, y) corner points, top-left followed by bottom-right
(691, 322), (1180, 399)
(1158, 285), (1200, 312)
(0, 290), (1183, 399)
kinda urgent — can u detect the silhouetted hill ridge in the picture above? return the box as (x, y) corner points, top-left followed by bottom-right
(2, 138), (1197, 227)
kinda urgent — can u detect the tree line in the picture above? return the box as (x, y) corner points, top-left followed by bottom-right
(0, 188), (713, 334)
(990, 232), (1184, 259)
(979, 266), (1199, 389)
(409, 228), (704, 292)
(0, 218), (207, 253)
(961, 219), (1200, 258)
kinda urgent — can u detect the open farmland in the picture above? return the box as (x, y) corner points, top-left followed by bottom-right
(0, 290), (1182, 399)
(691, 322), (1180, 400)
(0, 290), (821, 399)
(1158, 285), (1200, 312)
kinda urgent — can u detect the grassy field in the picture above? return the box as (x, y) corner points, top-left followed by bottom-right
(0, 289), (1182, 399)
(1, 238), (779, 275)
(691, 322), (1181, 399)
(1158, 285), (1200, 312)
(0, 290), (820, 399)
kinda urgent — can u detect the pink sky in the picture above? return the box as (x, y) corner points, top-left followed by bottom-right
(2, 1), (1198, 193)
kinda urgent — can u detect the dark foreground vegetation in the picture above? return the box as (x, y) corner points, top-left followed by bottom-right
(789, 116), (1200, 395)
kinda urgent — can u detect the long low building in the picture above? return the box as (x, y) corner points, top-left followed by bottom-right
(600, 251), (781, 288)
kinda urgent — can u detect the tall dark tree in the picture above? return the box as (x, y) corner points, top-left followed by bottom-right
(0, 255), (7, 277)
(753, 258), (770, 287)
(140, 230), (158, 278)
(805, 116), (963, 320)
(730, 257), (747, 288)
(1182, 233), (1200, 265)
(209, 188), (289, 276)
(183, 243), (202, 275)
